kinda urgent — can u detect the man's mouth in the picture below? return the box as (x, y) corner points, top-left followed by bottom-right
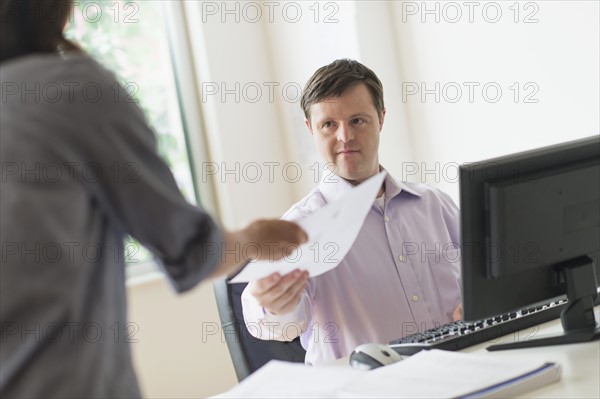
(337, 149), (360, 155)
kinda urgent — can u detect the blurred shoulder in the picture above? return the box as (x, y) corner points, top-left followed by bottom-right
(1, 53), (114, 84)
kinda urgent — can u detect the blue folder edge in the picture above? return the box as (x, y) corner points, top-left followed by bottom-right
(458, 362), (560, 399)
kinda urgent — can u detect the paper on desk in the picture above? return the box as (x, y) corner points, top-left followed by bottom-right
(338, 349), (561, 398)
(213, 360), (365, 398)
(230, 171), (386, 283)
(214, 350), (561, 399)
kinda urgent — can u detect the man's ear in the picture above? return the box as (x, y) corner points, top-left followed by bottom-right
(379, 108), (387, 130)
(305, 119), (313, 135)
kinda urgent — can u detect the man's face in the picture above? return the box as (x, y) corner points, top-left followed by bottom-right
(306, 83), (385, 185)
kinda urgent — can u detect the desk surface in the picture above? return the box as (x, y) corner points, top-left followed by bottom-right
(324, 309), (600, 398)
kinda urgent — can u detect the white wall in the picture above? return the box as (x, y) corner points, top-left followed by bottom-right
(182, 1), (299, 228)
(127, 278), (237, 398)
(127, 1), (599, 397)
(390, 0), (600, 201)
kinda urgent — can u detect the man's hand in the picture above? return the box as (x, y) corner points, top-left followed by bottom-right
(209, 219), (308, 278)
(249, 270), (309, 315)
(453, 303), (463, 321)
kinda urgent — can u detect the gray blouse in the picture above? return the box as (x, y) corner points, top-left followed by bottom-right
(0, 54), (222, 398)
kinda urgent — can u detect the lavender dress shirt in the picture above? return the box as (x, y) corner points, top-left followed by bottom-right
(241, 170), (462, 365)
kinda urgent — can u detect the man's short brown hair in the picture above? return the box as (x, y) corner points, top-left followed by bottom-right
(300, 59), (385, 122)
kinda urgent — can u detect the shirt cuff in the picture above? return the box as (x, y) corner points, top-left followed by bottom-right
(241, 285), (308, 341)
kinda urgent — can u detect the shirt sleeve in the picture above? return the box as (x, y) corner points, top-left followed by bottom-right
(239, 204), (318, 341)
(240, 282), (314, 341)
(437, 188), (463, 298)
(437, 189), (461, 248)
(72, 59), (223, 293)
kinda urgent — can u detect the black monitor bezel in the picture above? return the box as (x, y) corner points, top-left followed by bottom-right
(459, 135), (600, 321)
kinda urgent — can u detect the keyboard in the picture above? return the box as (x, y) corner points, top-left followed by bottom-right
(389, 299), (567, 356)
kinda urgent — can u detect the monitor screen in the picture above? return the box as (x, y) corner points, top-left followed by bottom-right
(460, 135), (600, 327)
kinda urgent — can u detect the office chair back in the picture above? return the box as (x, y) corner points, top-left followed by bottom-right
(213, 278), (306, 381)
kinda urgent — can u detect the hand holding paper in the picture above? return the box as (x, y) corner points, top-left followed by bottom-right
(230, 171), (387, 283)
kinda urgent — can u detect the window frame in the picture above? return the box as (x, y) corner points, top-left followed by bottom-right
(125, 1), (219, 284)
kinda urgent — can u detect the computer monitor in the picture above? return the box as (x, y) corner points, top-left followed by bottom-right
(460, 135), (600, 350)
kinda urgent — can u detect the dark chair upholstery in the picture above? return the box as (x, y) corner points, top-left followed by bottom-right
(213, 278), (306, 381)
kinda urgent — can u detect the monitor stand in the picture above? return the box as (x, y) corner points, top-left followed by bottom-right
(488, 256), (600, 351)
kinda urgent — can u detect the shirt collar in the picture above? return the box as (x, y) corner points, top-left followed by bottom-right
(318, 165), (422, 204)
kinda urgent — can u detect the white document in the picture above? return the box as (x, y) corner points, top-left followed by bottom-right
(338, 349), (561, 398)
(214, 350), (561, 399)
(230, 171), (387, 283)
(213, 360), (365, 398)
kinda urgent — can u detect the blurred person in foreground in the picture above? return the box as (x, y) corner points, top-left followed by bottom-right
(0, 0), (306, 397)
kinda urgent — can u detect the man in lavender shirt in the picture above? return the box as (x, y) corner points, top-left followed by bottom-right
(241, 59), (462, 365)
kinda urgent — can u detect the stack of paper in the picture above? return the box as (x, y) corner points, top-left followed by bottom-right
(338, 349), (561, 398)
(215, 349), (561, 398)
(214, 361), (363, 398)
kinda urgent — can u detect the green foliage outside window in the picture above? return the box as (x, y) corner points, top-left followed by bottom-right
(65, 1), (197, 264)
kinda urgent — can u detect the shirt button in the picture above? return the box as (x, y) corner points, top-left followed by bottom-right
(384, 216), (390, 222)
(412, 295), (419, 302)
(398, 255), (405, 262)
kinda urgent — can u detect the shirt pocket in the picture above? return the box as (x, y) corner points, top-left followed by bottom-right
(427, 248), (462, 322)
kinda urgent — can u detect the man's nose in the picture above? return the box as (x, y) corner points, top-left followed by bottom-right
(336, 123), (354, 143)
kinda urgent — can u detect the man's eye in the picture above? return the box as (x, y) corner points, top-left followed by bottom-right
(352, 118), (365, 125)
(322, 121), (333, 128)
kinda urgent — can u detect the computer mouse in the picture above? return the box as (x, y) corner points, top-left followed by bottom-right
(349, 343), (405, 370)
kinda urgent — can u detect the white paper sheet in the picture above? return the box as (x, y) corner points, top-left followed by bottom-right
(213, 360), (365, 398)
(337, 349), (561, 398)
(230, 171), (386, 283)
(214, 350), (561, 399)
